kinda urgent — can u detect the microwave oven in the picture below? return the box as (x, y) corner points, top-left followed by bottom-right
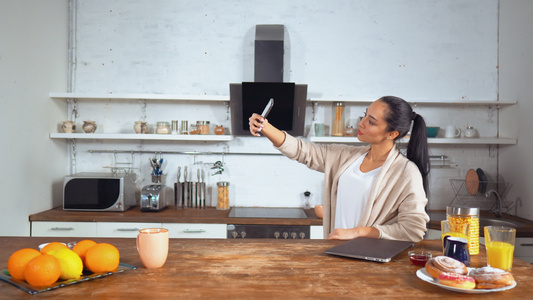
(63, 172), (137, 211)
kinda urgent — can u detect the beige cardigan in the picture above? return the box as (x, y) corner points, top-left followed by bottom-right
(277, 133), (430, 242)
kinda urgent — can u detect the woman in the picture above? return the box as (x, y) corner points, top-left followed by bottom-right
(249, 96), (430, 242)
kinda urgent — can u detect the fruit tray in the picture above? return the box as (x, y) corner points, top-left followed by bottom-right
(0, 263), (136, 295)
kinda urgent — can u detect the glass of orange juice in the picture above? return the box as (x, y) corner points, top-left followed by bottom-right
(441, 220), (469, 253)
(484, 226), (516, 271)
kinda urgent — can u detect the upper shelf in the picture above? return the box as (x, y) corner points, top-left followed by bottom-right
(50, 133), (233, 142)
(50, 93), (229, 102)
(308, 136), (517, 145)
(308, 98), (517, 105)
(50, 93), (517, 106)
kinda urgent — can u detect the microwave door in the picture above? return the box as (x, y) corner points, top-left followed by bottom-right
(64, 178), (120, 210)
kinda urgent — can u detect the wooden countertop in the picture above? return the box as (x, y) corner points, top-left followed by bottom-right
(1, 237), (532, 299)
(29, 206), (323, 226)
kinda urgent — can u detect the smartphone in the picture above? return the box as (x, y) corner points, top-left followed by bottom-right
(261, 98), (274, 118)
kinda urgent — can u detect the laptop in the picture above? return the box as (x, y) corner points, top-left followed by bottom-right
(325, 237), (413, 263)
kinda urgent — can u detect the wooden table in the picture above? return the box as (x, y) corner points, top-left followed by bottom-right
(1, 237), (532, 299)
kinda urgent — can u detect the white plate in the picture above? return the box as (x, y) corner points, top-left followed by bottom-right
(416, 268), (517, 294)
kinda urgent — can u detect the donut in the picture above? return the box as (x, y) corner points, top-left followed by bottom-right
(469, 267), (516, 289)
(438, 272), (476, 289)
(425, 256), (468, 279)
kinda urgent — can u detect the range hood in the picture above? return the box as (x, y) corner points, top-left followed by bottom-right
(230, 24), (307, 136)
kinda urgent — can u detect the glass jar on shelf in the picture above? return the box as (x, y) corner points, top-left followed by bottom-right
(344, 126), (355, 137)
(196, 121), (210, 135)
(214, 125), (225, 135)
(189, 124), (199, 135)
(156, 122), (170, 134)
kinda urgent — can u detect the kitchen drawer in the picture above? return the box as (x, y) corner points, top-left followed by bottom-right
(310, 225), (324, 239)
(31, 221), (97, 237)
(515, 238), (533, 257)
(162, 223), (226, 239)
(97, 222), (162, 238)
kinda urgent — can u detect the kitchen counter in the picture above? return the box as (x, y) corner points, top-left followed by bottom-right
(1, 237), (532, 299)
(29, 206), (323, 226)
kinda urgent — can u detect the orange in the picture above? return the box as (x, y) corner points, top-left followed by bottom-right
(7, 248), (41, 281)
(24, 254), (61, 287)
(85, 243), (120, 273)
(72, 240), (97, 267)
(40, 242), (69, 254)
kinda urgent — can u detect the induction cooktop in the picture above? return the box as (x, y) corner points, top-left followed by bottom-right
(228, 207), (308, 219)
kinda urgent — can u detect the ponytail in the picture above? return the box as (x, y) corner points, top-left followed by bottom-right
(379, 96), (430, 196)
(407, 114), (430, 196)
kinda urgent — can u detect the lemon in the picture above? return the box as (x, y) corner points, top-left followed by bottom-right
(48, 249), (83, 280)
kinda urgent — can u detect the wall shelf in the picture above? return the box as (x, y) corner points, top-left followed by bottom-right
(49, 92), (229, 102)
(307, 136), (517, 145)
(308, 98), (517, 105)
(49, 133), (233, 142)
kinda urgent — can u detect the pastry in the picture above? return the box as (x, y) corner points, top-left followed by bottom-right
(469, 266), (516, 289)
(425, 256), (468, 279)
(438, 272), (476, 289)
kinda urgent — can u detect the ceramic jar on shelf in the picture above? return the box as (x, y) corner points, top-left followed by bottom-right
(463, 126), (479, 138)
(61, 120), (76, 133)
(134, 121), (148, 134)
(82, 120), (97, 133)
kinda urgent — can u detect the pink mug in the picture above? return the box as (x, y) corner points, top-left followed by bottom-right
(136, 228), (169, 268)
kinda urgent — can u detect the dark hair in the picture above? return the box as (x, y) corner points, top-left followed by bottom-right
(379, 96), (430, 196)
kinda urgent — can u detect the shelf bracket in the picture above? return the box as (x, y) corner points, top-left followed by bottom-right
(139, 99), (147, 120)
(487, 104), (498, 124)
(67, 98), (79, 120)
(311, 101), (318, 121)
(68, 138), (77, 174)
(225, 101), (230, 121)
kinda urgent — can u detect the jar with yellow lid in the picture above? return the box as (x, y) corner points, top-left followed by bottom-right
(446, 206), (480, 255)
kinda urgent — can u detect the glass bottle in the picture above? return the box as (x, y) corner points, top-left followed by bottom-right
(331, 102), (345, 136)
(446, 206), (480, 255)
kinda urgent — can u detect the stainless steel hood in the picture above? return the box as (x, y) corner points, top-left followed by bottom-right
(230, 24), (307, 136)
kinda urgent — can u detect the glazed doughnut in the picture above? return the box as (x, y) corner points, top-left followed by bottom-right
(469, 267), (516, 289)
(425, 256), (468, 279)
(438, 272), (476, 289)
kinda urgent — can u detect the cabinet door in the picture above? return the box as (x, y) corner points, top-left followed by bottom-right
(310, 225), (324, 239)
(515, 237), (533, 263)
(162, 223), (226, 239)
(31, 221), (97, 237)
(97, 222), (162, 238)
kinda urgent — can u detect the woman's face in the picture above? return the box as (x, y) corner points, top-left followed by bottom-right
(357, 100), (395, 144)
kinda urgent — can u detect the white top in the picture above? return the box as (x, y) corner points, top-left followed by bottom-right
(335, 153), (381, 229)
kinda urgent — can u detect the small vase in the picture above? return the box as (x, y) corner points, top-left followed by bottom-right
(82, 120), (97, 133)
(61, 120), (76, 133)
(134, 121), (147, 134)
